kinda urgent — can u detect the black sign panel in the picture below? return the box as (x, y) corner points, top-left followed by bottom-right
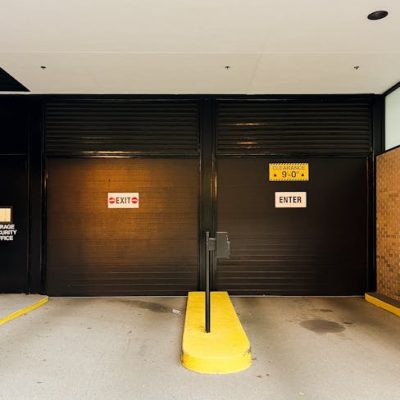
(0, 157), (28, 292)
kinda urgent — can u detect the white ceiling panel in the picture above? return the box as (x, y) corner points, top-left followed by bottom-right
(0, 53), (259, 94)
(0, 0), (399, 93)
(250, 53), (400, 94)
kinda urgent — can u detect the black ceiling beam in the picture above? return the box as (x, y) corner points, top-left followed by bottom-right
(0, 67), (29, 92)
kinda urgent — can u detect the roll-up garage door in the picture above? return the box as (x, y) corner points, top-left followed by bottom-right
(45, 100), (200, 296)
(215, 99), (371, 295)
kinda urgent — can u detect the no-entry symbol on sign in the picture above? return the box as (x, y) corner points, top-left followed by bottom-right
(108, 193), (140, 208)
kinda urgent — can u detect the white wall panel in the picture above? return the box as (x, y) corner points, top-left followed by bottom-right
(385, 87), (400, 150)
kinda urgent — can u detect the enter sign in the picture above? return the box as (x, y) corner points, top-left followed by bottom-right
(275, 192), (307, 208)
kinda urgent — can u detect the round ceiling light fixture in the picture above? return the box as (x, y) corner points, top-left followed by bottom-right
(367, 10), (388, 20)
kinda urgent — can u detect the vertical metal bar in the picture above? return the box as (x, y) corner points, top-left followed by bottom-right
(199, 98), (216, 292)
(205, 231), (211, 333)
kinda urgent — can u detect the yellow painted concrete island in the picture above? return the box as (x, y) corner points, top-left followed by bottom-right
(181, 291), (252, 374)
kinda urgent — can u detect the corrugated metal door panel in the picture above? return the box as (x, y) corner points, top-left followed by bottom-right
(46, 158), (199, 296)
(216, 158), (367, 295)
(45, 99), (200, 156)
(216, 99), (371, 155)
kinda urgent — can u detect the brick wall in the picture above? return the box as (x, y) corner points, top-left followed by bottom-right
(376, 146), (400, 301)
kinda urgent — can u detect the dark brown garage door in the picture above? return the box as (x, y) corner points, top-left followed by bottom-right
(214, 98), (371, 295)
(46, 158), (199, 296)
(216, 158), (368, 295)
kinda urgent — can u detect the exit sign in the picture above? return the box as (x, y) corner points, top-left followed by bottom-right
(108, 193), (139, 208)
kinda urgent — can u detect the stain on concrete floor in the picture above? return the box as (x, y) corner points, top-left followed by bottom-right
(130, 300), (173, 313)
(110, 299), (173, 313)
(300, 319), (345, 334)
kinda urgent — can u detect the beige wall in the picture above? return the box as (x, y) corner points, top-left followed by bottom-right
(376, 146), (400, 301)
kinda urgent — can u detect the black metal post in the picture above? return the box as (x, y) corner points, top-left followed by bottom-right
(205, 231), (211, 333)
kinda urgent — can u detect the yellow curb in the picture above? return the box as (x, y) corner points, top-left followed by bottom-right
(0, 296), (49, 326)
(181, 291), (251, 374)
(365, 293), (400, 317)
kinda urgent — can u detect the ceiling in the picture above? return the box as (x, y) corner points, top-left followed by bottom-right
(1, 0), (399, 94)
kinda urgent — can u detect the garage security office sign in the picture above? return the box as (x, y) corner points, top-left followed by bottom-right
(0, 207), (17, 241)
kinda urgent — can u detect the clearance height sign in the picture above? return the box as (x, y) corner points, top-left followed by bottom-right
(269, 163), (309, 181)
(108, 193), (139, 208)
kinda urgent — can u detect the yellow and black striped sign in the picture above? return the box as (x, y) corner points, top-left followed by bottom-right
(269, 163), (309, 181)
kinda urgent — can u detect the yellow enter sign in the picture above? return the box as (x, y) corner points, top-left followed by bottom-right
(269, 163), (309, 181)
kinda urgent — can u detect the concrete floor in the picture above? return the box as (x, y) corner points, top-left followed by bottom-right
(0, 295), (399, 400)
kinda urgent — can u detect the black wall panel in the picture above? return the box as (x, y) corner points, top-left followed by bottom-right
(0, 98), (28, 155)
(46, 158), (199, 296)
(0, 97), (30, 293)
(216, 158), (368, 295)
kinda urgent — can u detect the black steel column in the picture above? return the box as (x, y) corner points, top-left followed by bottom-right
(28, 98), (45, 293)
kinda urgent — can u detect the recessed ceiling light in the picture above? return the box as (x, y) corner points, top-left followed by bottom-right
(367, 10), (388, 20)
